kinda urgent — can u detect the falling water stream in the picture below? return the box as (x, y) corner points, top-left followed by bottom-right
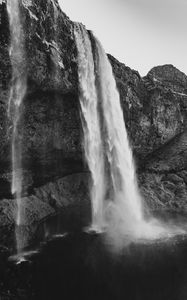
(75, 25), (106, 229)
(75, 25), (184, 247)
(94, 36), (143, 222)
(7, 0), (27, 252)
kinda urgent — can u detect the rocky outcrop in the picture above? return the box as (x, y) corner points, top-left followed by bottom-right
(138, 66), (187, 212)
(108, 55), (187, 160)
(0, 0), (86, 247)
(148, 64), (187, 94)
(0, 0), (83, 198)
(0, 172), (90, 248)
(108, 56), (187, 212)
(0, 0), (187, 247)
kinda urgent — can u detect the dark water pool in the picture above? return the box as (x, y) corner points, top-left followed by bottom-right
(0, 231), (187, 300)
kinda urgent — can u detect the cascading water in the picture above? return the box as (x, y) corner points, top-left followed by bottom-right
(94, 37), (144, 230)
(7, 0), (27, 252)
(74, 24), (106, 229)
(75, 26), (184, 246)
(93, 37), (169, 245)
(74, 24), (144, 232)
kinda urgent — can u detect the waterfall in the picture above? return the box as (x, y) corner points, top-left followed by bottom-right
(74, 24), (106, 229)
(75, 26), (183, 245)
(94, 37), (144, 230)
(74, 24), (143, 231)
(75, 25), (144, 232)
(7, 0), (27, 252)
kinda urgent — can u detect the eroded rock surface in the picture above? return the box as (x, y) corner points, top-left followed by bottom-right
(0, 172), (90, 248)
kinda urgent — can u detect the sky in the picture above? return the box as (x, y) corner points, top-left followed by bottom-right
(59, 0), (187, 76)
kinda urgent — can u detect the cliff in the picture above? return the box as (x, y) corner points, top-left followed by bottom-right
(0, 0), (187, 247)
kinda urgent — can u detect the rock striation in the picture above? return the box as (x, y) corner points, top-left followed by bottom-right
(0, 0), (187, 247)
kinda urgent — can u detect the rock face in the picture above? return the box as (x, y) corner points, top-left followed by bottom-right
(0, 0), (187, 247)
(0, 0), (82, 198)
(0, 172), (90, 248)
(107, 56), (187, 213)
(108, 56), (187, 159)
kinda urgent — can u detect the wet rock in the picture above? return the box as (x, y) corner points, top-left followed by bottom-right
(0, 173), (90, 248)
(177, 170), (187, 184)
(163, 174), (184, 184)
(162, 181), (176, 192)
(139, 172), (187, 213)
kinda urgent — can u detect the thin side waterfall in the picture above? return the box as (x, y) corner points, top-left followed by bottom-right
(75, 27), (183, 246)
(7, 0), (27, 252)
(74, 24), (106, 229)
